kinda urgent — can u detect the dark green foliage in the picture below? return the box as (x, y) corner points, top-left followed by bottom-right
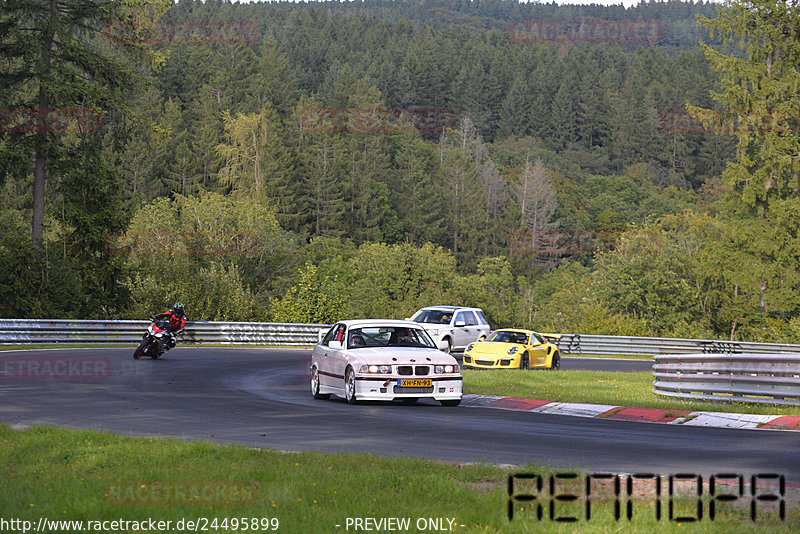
(0, 235), (82, 318)
(5, 0), (800, 344)
(57, 135), (130, 318)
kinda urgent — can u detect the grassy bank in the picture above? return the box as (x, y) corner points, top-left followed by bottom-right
(1, 425), (795, 533)
(462, 370), (800, 417)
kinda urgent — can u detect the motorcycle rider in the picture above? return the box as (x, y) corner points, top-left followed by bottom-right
(152, 302), (187, 351)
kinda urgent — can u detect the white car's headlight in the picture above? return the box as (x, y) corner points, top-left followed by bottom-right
(359, 364), (391, 374)
(508, 346), (519, 355)
(435, 364), (459, 374)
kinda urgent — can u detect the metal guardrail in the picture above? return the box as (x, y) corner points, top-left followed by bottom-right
(4, 320), (800, 357)
(652, 353), (800, 407)
(549, 333), (800, 356)
(0, 319), (327, 346)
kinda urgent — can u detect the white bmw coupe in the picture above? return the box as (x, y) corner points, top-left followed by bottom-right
(310, 319), (462, 406)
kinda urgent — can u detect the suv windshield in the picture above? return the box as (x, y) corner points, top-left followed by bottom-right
(348, 326), (436, 349)
(410, 309), (453, 325)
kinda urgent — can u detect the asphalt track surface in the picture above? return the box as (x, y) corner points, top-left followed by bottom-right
(1, 347), (799, 483)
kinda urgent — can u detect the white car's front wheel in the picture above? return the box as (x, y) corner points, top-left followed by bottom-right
(311, 366), (330, 400)
(345, 367), (358, 404)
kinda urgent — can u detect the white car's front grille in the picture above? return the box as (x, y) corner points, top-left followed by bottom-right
(396, 365), (430, 376)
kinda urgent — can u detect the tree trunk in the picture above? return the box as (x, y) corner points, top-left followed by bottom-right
(32, 0), (57, 247)
(32, 149), (47, 247)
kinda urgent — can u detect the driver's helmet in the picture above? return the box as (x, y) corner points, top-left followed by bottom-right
(173, 302), (185, 317)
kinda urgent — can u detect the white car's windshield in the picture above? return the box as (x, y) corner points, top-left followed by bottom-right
(486, 331), (529, 344)
(410, 309), (453, 325)
(348, 326), (436, 349)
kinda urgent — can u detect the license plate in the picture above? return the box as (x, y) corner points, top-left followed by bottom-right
(398, 379), (432, 387)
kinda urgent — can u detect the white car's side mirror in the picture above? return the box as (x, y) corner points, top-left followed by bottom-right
(329, 340), (343, 350)
(455, 320), (466, 327)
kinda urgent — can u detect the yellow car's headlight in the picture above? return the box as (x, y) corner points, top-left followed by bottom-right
(508, 346), (519, 355)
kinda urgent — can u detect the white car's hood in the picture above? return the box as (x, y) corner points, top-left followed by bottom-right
(347, 347), (456, 365)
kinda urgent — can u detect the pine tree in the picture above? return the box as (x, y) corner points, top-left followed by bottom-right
(392, 135), (448, 245)
(216, 106), (294, 204)
(514, 156), (559, 236)
(497, 76), (531, 140)
(694, 0), (800, 208)
(692, 0), (800, 317)
(0, 0), (169, 246)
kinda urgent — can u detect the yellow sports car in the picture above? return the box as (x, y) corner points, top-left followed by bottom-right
(462, 329), (561, 370)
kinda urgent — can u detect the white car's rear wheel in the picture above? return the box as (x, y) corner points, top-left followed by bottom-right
(311, 366), (330, 400)
(440, 399), (461, 407)
(345, 367), (358, 404)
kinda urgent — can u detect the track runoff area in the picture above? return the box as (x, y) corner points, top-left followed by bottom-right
(1, 347), (799, 531)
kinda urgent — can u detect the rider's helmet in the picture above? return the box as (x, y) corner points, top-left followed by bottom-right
(173, 302), (185, 317)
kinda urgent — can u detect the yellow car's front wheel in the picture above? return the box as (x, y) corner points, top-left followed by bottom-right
(519, 352), (530, 370)
(549, 352), (561, 370)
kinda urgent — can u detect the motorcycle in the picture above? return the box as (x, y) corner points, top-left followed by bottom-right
(133, 317), (174, 360)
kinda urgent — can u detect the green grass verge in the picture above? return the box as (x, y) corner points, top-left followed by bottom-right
(1, 425), (795, 533)
(463, 370), (800, 416)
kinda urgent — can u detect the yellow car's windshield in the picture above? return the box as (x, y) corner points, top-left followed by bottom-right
(486, 331), (529, 344)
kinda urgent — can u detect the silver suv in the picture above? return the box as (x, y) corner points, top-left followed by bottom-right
(407, 306), (491, 353)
